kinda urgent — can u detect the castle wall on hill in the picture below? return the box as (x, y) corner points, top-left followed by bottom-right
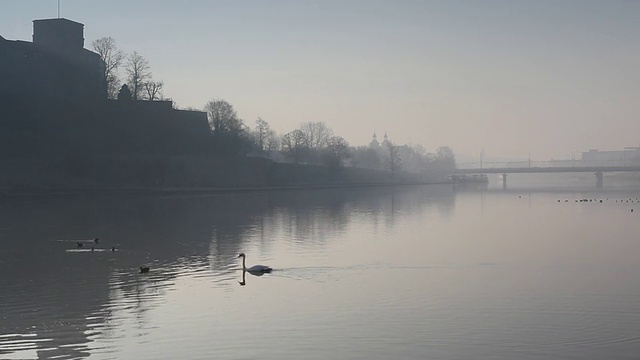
(0, 19), (105, 100)
(100, 100), (211, 156)
(0, 18), (212, 160)
(0, 96), (212, 159)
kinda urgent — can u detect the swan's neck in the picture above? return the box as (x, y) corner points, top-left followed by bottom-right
(242, 256), (246, 270)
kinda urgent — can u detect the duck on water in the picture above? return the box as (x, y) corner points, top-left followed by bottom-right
(76, 238), (100, 248)
(238, 253), (272, 274)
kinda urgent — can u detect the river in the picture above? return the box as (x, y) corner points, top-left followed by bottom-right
(1, 173), (640, 359)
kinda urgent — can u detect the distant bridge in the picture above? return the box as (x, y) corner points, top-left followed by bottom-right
(455, 165), (640, 174)
(451, 165), (640, 188)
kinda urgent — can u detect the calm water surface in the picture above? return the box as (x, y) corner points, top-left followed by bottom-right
(1, 175), (640, 359)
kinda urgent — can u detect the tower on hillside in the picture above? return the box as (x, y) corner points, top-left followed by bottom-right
(369, 131), (380, 150)
(381, 132), (390, 149)
(33, 18), (84, 53)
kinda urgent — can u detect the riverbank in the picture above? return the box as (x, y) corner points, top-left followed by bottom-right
(0, 155), (450, 196)
(0, 180), (448, 197)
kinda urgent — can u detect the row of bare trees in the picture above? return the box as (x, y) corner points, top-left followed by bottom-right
(91, 37), (164, 101)
(90, 37), (455, 175)
(200, 99), (349, 168)
(281, 123), (350, 169)
(198, 98), (456, 175)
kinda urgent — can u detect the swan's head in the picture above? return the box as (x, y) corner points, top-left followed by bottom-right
(238, 253), (246, 258)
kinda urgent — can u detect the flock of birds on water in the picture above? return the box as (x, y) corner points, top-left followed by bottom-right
(70, 238), (272, 275)
(552, 196), (639, 212)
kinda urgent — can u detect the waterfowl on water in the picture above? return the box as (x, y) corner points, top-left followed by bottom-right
(76, 238), (99, 247)
(238, 253), (272, 273)
(140, 266), (150, 274)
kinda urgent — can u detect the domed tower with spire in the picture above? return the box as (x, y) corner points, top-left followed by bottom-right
(381, 132), (391, 150)
(369, 131), (380, 150)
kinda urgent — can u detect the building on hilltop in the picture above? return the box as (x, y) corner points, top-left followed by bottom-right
(0, 18), (105, 99)
(0, 18), (212, 159)
(369, 131), (400, 152)
(367, 131), (411, 160)
(381, 132), (391, 150)
(369, 132), (380, 150)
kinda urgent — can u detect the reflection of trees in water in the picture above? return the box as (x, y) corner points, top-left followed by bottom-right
(0, 194), (220, 359)
(230, 186), (457, 249)
(0, 186), (456, 358)
(206, 193), (273, 272)
(0, 226), (109, 359)
(388, 185), (457, 219)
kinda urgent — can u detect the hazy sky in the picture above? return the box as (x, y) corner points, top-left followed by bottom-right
(1, 0), (639, 160)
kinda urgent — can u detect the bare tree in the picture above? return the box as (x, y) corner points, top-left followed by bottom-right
(91, 37), (124, 99)
(204, 99), (244, 134)
(255, 117), (270, 152)
(351, 146), (382, 169)
(143, 80), (164, 101)
(323, 136), (350, 170)
(385, 141), (403, 176)
(251, 119), (280, 157)
(299, 121), (333, 149)
(436, 146), (455, 162)
(125, 51), (152, 100)
(264, 129), (280, 152)
(434, 145), (456, 170)
(282, 130), (309, 164)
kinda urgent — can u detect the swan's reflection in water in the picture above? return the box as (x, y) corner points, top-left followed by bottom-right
(238, 269), (269, 286)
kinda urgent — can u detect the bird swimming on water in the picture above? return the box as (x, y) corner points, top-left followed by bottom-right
(76, 238), (99, 248)
(140, 266), (150, 274)
(238, 253), (272, 273)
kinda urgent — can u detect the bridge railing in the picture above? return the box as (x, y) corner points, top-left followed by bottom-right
(456, 159), (640, 170)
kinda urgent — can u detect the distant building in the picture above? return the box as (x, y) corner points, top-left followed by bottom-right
(381, 132), (391, 150)
(581, 146), (640, 163)
(369, 131), (406, 152)
(369, 132), (380, 150)
(0, 18), (105, 99)
(367, 131), (412, 162)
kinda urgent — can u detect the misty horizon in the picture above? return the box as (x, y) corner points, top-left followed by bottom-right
(2, 0), (639, 160)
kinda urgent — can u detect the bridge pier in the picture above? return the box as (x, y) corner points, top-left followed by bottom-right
(502, 173), (507, 189)
(595, 171), (603, 188)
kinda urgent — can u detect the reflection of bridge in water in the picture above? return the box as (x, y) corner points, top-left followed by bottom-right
(453, 163), (640, 188)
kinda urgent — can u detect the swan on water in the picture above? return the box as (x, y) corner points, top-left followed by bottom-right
(238, 253), (272, 273)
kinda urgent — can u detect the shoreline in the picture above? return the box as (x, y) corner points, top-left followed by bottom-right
(0, 181), (449, 198)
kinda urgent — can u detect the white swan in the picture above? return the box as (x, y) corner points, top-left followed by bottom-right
(238, 253), (272, 273)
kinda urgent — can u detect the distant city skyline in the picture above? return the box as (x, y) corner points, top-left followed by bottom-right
(1, 0), (638, 160)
